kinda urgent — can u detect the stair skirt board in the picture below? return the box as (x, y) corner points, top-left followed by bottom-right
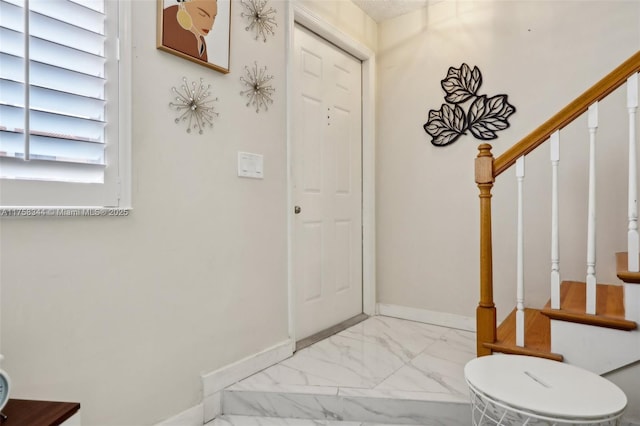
(221, 389), (470, 425)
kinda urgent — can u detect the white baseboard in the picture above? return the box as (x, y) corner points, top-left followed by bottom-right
(201, 338), (294, 422)
(202, 339), (294, 396)
(377, 303), (476, 332)
(155, 339), (294, 426)
(154, 403), (204, 426)
(203, 391), (222, 423)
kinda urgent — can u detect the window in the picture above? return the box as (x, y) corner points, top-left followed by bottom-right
(0, 0), (131, 208)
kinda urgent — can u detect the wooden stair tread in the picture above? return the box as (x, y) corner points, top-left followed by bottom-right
(540, 281), (637, 331)
(616, 252), (640, 283)
(483, 308), (563, 362)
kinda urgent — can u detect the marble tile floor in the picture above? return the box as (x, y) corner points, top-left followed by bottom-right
(210, 414), (416, 425)
(217, 316), (476, 425)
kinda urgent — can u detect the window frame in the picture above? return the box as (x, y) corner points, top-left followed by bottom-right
(0, 0), (132, 211)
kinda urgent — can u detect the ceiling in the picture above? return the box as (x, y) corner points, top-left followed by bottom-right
(351, 0), (432, 22)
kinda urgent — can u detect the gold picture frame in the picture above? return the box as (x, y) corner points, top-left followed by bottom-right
(157, 0), (231, 74)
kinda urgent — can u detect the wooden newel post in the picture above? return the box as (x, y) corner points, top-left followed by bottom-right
(476, 143), (496, 357)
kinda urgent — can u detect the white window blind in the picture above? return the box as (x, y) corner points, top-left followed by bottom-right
(0, 0), (130, 208)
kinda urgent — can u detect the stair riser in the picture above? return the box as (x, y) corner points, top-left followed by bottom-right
(626, 284), (640, 322)
(551, 320), (640, 374)
(222, 390), (470, 425)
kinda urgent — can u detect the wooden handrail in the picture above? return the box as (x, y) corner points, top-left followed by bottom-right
(494, 50), (640, 177)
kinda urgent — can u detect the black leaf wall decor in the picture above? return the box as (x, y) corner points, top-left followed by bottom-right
(424, 64), (516, 147)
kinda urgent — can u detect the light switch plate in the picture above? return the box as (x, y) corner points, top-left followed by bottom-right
(238, 152), (264, 179)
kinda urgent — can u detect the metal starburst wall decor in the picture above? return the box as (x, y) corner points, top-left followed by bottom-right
(240, 62), (275, 113)
(240, 0), (277, 42)
(169, 77), (219, 134)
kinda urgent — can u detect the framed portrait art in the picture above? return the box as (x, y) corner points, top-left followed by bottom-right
(157, 0), (231, 74)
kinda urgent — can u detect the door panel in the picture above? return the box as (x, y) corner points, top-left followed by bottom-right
(293, 24), (363, 340)
(333, 107), (353, 194)
(301, 96), (323, 192)
(334, 220), (352, 293)
(301, 222), (322, 302)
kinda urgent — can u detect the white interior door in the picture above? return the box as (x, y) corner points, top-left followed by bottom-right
(292, 24), (363, 341)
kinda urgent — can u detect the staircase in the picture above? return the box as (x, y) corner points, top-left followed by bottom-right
(486, 266), (640, 373)
(475, 51), (640, 376)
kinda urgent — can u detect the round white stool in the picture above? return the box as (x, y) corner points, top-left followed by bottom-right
(464, 355), (627, 425)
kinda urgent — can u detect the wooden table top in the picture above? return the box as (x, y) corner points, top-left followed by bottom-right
(3, 399), (80, 426)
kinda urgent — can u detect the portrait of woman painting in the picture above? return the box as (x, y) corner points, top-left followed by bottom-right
(157, 0), (231, 73)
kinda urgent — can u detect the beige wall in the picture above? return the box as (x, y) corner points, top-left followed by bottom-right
(377, 3), (640, 420)
(376, 0), (640, 318)
(298, 0), (377, 52)
(0, 0), (291, 424)
(0, 1), (377, 425)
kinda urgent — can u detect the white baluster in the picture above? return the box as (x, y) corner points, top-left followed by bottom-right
(586, 103), (598, 315)
(516, 156), (525, 347)
(628, 73), (639, 272)
(550, 131), (561, 310)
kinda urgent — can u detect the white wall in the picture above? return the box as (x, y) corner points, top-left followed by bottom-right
(376, 0), (640, 320)
(0, 1), (376, 425)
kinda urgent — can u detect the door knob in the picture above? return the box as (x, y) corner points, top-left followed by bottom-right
(294, 206), (301, 214)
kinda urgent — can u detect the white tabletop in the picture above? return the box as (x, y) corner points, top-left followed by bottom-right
(464, 355), (627, 419)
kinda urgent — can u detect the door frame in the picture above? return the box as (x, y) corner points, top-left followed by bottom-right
(286, 2), (376, 342)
